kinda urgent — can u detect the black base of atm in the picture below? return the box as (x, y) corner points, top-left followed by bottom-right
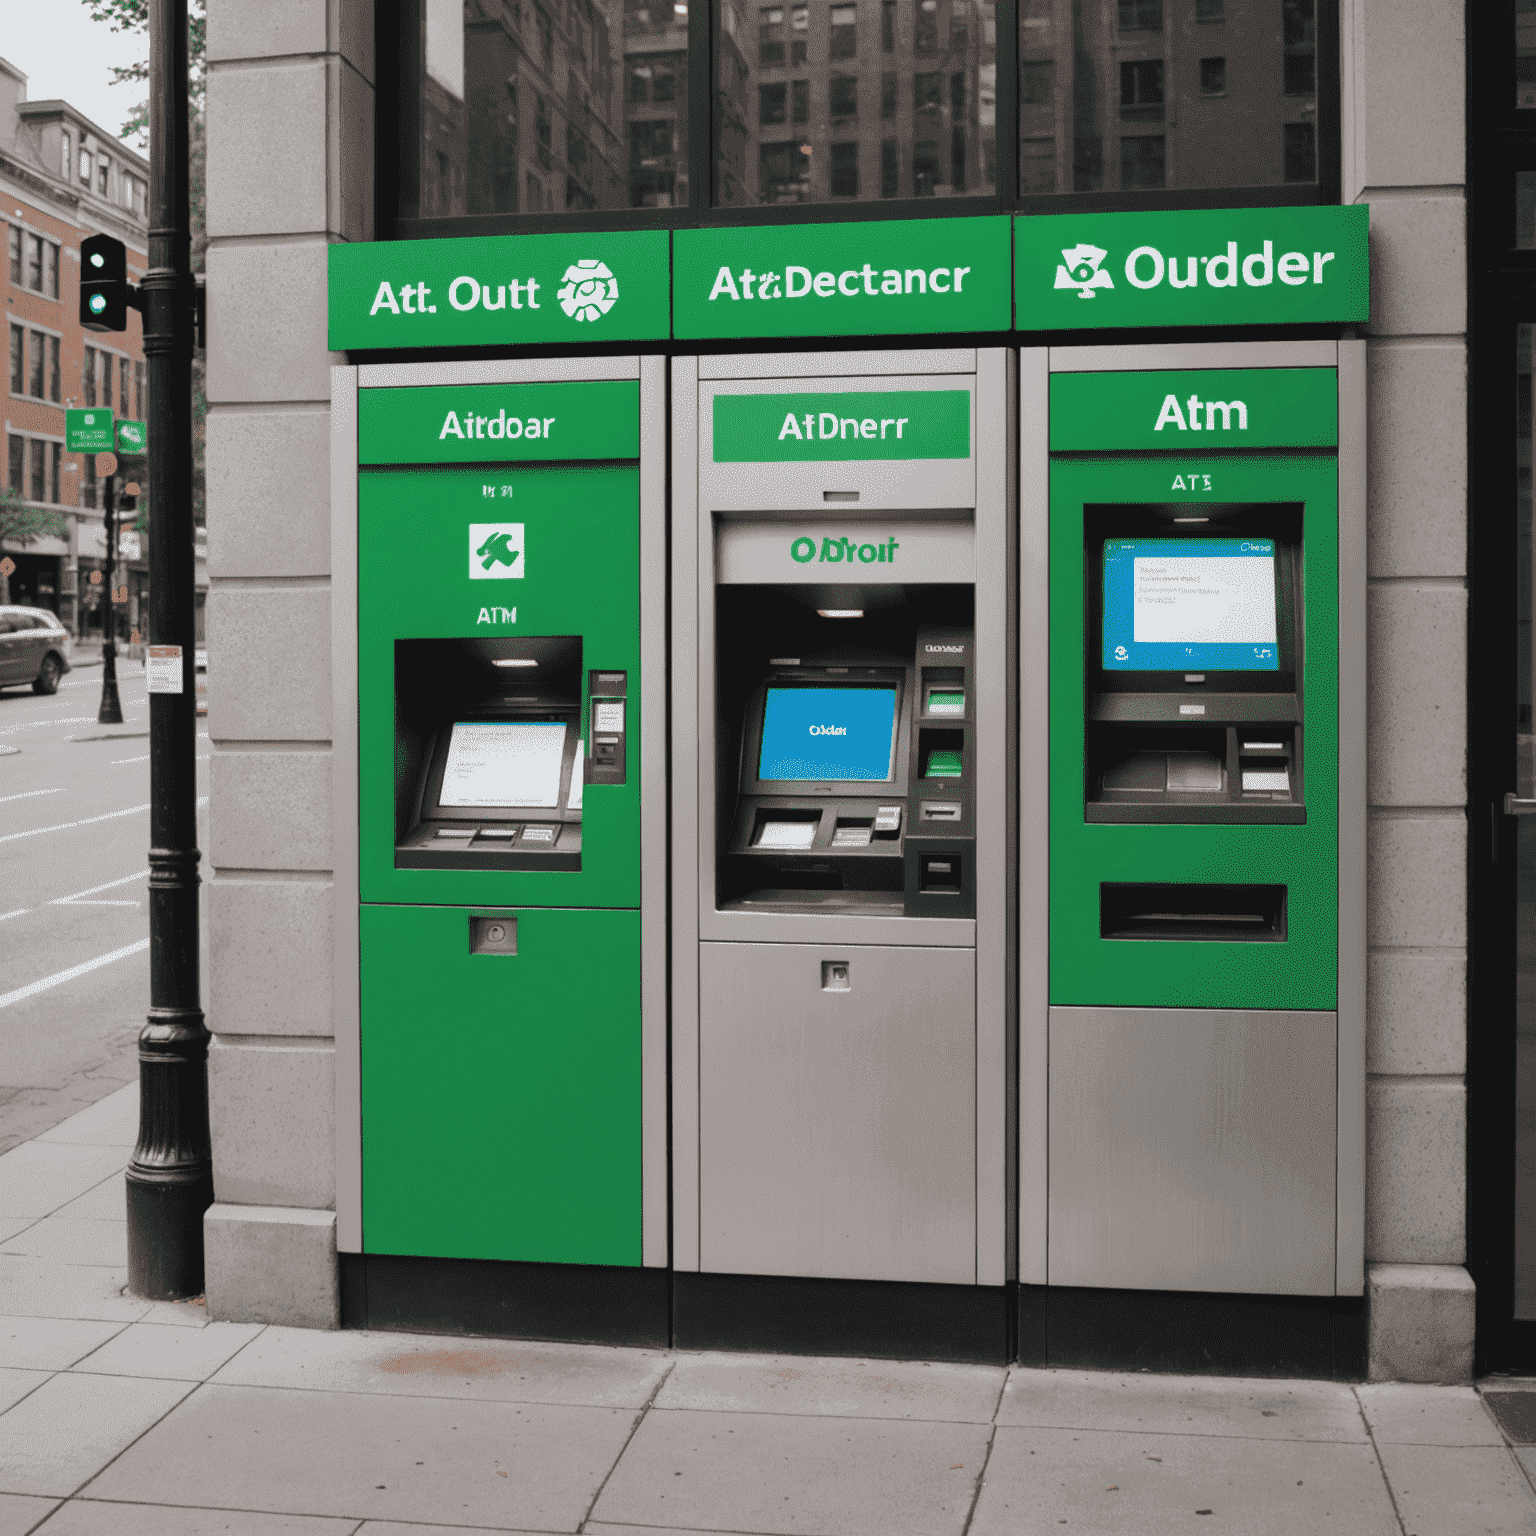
(673, 1271), (1014, 1365)
(340, 1253), (670, 1348)
(1018, 1284), (1367, 1381)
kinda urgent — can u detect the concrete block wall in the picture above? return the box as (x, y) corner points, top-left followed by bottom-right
(1344, 0), (1473, 1383)
(201, 0), (374, 1329)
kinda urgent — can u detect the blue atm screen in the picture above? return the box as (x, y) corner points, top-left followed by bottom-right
(759, 687), (898, 781)
(1103, 537), (1280, 672)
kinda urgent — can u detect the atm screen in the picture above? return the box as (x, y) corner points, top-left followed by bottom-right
(758, 687), (898, 782)
(1102, 537), (1280, 672)
(439, 720), (566, 807)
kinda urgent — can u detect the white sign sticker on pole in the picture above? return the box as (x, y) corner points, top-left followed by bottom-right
(118, 532), (141, 561)
(146, 644), (184, 694)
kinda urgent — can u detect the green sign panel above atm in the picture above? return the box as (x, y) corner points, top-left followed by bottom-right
(327, 230), (670, 350)
(358, 381), (640, 465)
(1017, 205), (1368, 330)
(1049, 369), (1338, 452)
(713, 390), (970, 462)
(673, 215), (1011, 339)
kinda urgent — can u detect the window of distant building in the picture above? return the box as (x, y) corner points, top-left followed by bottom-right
(79, 146), (90, 183)
(61, 131), (71, 179)
(98, 156), (110, 195)
(6, 226), (18, 285)
(7, 325), (21, 396)
(83, 346), (97, 408)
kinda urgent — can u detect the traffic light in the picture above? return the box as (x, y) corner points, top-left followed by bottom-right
(80, 233), (130, 331)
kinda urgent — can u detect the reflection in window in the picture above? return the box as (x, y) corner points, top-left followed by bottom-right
(717, 0), (994, 207)
(1020, 0), (1317, 198)
(403, 0), (689, 219)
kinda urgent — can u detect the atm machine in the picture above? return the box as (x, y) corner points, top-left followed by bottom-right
(1018, 344), (1365, 1362)
(672, 350), (1015, 1361)
(331, 359), (667, 1338)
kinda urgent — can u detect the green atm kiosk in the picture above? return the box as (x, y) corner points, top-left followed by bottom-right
(1019, 343), (1365, 1333)
(332, 359), (667, 1336)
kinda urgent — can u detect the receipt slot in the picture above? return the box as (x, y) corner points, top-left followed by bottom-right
(1022, 348), (1365, 1306)
(671, 350), (1015, 1360)
(332, 360), (667, 1328)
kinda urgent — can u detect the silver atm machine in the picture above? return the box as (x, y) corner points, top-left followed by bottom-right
(671, 349), (1015, 1361)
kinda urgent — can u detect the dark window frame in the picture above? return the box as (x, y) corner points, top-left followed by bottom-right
(375, 0), (1340, 241)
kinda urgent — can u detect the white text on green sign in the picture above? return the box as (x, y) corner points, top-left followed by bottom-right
(713, 390), (970, 462)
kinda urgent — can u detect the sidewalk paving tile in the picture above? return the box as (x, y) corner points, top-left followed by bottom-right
(0, 1258), (147, 1324)
(210, 1328), (671, 1409)
(358, 1526), (566, 1535)
(656, 1351), (1005, 1424)
(136, 1298), (214, 1329)
(585, 1527), (764, 1536)
(88, 1381), (638, 1531)
(0, 1374), (43, 1419)
(996, 1368), (1368, 1443)
(1356, 1383), (1504, 1446)
(0, 1494), (59, 1536)
(52, 1177), (125, 1223)
(589, 1406), (989, 1536)
(1381, 1444), (1536, 1534)
(0, 1145), (134, 1221)
(0, 1320), (124, 1371)
(0, 1371), (193, 1497)
(69, 1321), (265, 1381)
(0, 1228), (27, 1250)
(0, 1218), (127, 1268)
(34, 1086), (139, 1148)
(36, 1503), (362, 1534)
(970, 1425), (1398, 1536)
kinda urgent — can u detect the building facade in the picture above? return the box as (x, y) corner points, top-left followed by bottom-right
(200, 0), (1488, 1383)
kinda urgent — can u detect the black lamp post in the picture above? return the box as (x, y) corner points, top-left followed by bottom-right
(98, 468), (122, 726)
(125, 0), (212, 1299)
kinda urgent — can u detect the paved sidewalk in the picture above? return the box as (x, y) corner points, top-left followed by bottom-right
(0, 1086), (1533, 1534)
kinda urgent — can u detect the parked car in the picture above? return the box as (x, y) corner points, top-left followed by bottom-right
(0, 607), (72, 695)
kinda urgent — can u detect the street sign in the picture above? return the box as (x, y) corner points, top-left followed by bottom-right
(116, 419), (147, 454)
(67, 409), (114, 454)
(118, 532), (141, 561)
(96, 452), (118, 477)
(0, 557), (14, 578)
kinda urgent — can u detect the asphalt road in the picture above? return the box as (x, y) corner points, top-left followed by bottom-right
(0, 659), (209, 1152)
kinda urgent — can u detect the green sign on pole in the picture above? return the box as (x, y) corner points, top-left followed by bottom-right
(1048, 368), (1339, 452)
(328, 231), (671, 351)
(1017, 205), (1369, 330)
(713, 389), (971, 462)
(358, 381), (640, 465)
(673, 215), (1012, 340)
(115, 419), (147, 454)
(66, 408), (114, 454)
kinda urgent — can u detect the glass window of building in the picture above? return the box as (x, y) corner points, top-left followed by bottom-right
(48, 443), (60, 505)
(43, 241), (58, 299)
(8, 325), (21, 396)
(6, 226), (18, 284)
(98, 157), (110, 196)
(717, 0), (996, 208)
(28, 331), (44, 399)
(29, 440), (44, 504)
(83, 346), (97, 408)
(402, 0), (689, 219)
(1019, 0), (1319, 199)
(6, 434), (21, 495)
(61, 131), (71, 179)
(78, 146), (91, 183)
(120, 357), (131, 411)
(101, 351), (112, 412)
(25, 234), (42, 291)
(49, 337), (61, 403)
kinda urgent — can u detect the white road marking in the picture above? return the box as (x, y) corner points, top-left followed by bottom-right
(0, 717), (97, 736)
(49, 870), (149, 907)
(112, 755), (149, 764)
(0, 802), (149, 845)
(0, 788), (66, 805)
(0, 910), (28, 922)
(0, 939), (149, 1011)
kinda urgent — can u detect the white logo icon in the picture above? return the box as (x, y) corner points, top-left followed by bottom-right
(1054, 243), (1114, 299)
(1115, 645), (1129, 660)
(470, 523), (525, 580)
(557, 259), (619, 322)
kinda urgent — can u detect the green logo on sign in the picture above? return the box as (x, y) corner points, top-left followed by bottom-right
(556, 260), (619, 322)
(116, 419), (147, 452)
(790, 534), (899, 565)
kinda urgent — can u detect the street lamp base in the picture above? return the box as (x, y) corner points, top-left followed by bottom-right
(125, 1170), (214, 1300)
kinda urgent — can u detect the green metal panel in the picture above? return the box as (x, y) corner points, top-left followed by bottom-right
(1049, 452), (1339, 1011)
(357, 458), (641, 910)
(360, 904), (641, 1264)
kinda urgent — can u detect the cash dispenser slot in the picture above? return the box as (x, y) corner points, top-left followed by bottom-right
(1100, 882), (1288, 942)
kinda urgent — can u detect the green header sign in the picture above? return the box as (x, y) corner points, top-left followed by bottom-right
(358, 381), (640, 465)
(1049, 367), (1339, 452)
(674, 215), (1011, 340)
(713, 389), (971, 461)
(65, 409), (113, 454)
(1018, 205), (1368, 330)
(328, 231), (670, 350)
(115, 419), (147, 454)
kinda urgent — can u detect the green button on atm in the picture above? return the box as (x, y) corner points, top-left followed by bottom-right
(334, 363), (667, 1325)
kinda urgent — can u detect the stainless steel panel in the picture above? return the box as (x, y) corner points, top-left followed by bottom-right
(1017, 346), (1050, 1287)
(702, 348), (976, 379)
(700, 375), (976, 511)
(1047, 341), (1339, 373)
(700, 906), (975, 948)
(1336, 339), (1367, 1296)
(1049, 1006), (1338, 1296)
(716, 517), (975, 585)
(358, 355), (641, 388)
(331, 365), (362, 1254)
(700, 941), (977, 1285)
